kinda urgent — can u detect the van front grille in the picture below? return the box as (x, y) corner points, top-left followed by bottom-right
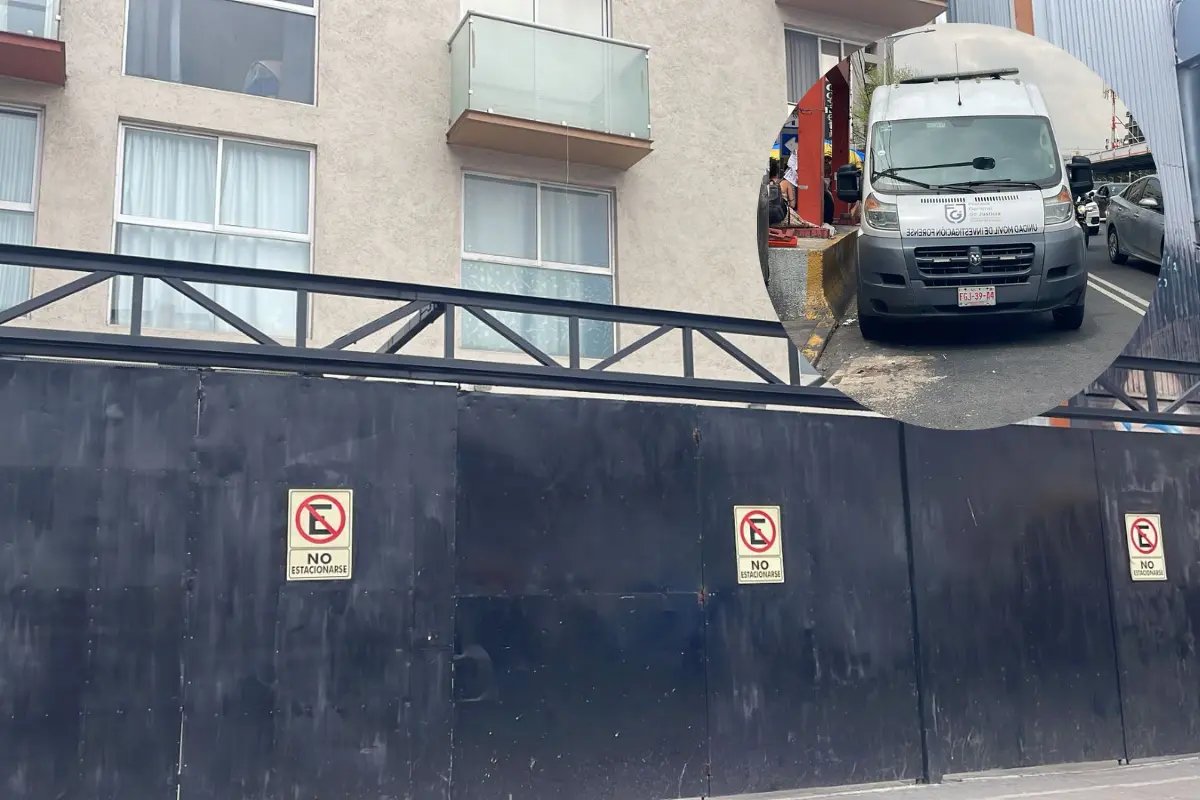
(914, 243), (1035, 286)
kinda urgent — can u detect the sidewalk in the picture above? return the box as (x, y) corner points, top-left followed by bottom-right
(710, 756), (1200, 800)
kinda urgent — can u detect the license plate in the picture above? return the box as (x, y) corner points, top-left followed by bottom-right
(958, 286), (996, 307)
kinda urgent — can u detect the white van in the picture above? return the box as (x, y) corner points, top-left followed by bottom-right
(835, 68), (1095, 340)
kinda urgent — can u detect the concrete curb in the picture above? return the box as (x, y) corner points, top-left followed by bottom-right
(766, 230), (858, 367)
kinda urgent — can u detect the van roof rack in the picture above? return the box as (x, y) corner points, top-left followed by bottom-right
(899, 68), (1020, 85)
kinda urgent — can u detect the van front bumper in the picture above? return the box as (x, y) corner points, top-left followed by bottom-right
(856, 226), (1087, 318)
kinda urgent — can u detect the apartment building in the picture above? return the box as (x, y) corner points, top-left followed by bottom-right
(0, 0), (945, 379)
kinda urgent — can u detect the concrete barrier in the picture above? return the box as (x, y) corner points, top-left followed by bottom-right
(765, 229), (858, 365)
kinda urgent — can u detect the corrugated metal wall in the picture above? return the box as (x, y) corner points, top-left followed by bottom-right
(1032, 0), (1199, 361)
(1177, 0), (1200, 245)
(946, 0), (1016, 27)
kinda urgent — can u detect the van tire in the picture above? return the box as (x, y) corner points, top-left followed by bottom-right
(857, 295), (887, 341)
(1053, 302), (1085, 331)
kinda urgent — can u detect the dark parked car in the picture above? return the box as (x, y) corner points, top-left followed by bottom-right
(1106, 175), (1164, 268)
(1094, 182), (1129, 221)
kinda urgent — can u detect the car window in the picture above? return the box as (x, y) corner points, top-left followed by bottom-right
(1143, 178), (1163, 211)
(1124, 180), (1145, 203)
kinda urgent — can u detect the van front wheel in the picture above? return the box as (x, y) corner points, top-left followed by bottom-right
(857, 295), (887, 341)
(1052, 302), (1085, 331)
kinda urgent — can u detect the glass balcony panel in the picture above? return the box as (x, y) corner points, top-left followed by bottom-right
(451, 13), (649, 140)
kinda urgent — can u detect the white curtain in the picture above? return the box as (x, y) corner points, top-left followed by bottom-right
(461, 175), (613, 358)
(113, 128), (310, 335)
(0, 110), (38, 309)
(125, 0), (183, 83)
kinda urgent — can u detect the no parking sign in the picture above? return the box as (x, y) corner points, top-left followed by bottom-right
(287, 489), (354, 581)
(1124, 512), (1166, 582)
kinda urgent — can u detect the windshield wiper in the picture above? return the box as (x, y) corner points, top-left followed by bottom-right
(941, 178), (1043, 191)
(870, 168), (940, 191)
(873, 156), (1000, 192)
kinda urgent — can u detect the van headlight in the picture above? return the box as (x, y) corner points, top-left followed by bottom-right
(864, 193), (899, 231)
(1044, 187), (1074, 225)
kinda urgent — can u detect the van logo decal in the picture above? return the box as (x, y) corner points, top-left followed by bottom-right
(945, 203), (967, 224)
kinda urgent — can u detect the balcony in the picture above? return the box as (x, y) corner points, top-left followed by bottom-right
(775, 0), (946, 32)
(0, 0), (65, 85)
(448, 13), (652, 170)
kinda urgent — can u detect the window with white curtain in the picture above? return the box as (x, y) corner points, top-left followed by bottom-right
(461, 0), (609, 35)
(111, 125), (313, 335)
(125, 0), (317, 104)
(461, 173), (614, 359)
(0, 107), (39, 310)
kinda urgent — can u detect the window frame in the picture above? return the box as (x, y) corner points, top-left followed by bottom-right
(0, 103), (45, 309)
(1123, 178), (1146, 203)
(460, 170), (616, 279)
(458, 170), (617, 356)
(458, 0), (612, 37)
(0, 103), (44, 219)
(109, 121), (317, 326)
(783, 26), (869, 110)
(120, 0), (321, 105)
(1142, 177), (1164, 212)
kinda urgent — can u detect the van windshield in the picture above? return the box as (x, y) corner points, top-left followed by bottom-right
(868, 115), (1062, 193)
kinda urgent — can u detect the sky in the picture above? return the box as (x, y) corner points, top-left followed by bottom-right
(891, 23), (1130, 155)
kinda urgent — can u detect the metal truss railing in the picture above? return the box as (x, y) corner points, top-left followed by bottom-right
(1078, 357), (1200, 427)
(0, 243), (1195, 428)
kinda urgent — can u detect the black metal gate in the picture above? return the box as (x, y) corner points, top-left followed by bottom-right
(2, 359), (1200, 800)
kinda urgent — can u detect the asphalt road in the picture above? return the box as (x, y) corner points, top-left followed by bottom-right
(749, 756), (1200, 800)
(804, 237), (1158, 429)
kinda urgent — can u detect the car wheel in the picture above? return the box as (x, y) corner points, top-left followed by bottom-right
(1107, 228), (1128, 264)
(1053, 302), (1085, 330)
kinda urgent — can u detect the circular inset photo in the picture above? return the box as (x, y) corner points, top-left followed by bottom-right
(759, 23), (1157, 430)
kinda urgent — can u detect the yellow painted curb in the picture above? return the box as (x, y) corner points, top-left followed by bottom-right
(796, 231), (858, 366)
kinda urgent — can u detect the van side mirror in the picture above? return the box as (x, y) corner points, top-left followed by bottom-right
(1068, 156), (1094, 194)
(835, 164), (861, 204)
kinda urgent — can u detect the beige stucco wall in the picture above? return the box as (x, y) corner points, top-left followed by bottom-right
(0, 0), (931, 385)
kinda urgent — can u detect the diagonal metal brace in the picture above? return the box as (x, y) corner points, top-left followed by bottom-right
(161, 278), (278, 345)
(378, 303), (445, 354)
(698, 329), (784, 385)
(590, 325), (671, 371)
(1095, 373), (1145, 412)
(462, 306), (558, 367)
(324, 300), (427, 350)
(1164, 377), (1200, 414)
(0, 271), (111, 325)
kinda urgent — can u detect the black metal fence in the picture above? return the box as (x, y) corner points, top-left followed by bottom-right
(4, 358), (1200, 800)
(0, 243), (1196, 427)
